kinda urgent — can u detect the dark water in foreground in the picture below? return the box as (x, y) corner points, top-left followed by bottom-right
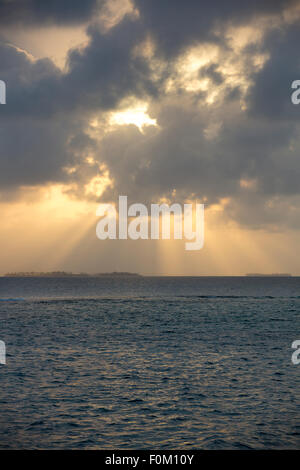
(0, 276), (299, 449)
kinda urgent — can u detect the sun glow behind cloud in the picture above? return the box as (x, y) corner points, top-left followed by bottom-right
(0, 186), (298, 276)
(0, 185), (97, 272)
(1, 2), (300, 275)
(109, 102), (157, 131)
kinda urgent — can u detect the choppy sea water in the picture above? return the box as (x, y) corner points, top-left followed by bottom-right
(0, 276), (299, 449)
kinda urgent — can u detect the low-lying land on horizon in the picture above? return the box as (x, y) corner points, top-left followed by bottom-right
(3, 271), (143, 278)
(245, 273), (292, 277)
(1, 272), (296, 278)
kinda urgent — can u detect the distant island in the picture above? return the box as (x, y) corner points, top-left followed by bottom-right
(4, 271), (142, 278)
(245, 273), (292, 277)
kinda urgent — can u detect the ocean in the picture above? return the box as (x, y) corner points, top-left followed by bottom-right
(0, 276), (299, 449)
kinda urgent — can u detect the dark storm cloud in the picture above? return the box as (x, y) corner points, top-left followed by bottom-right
(1, 1), (296, 120)
(0, 0), (101, 25)
(0, 43), (98, 190)
(98, 94), (300, 209)
(0, 41), (61, 117)
(0, 13), (154, 190)
(0, 113), (97, 192)
(247, 24), (300, 120)
(133, 0), (297, 56)
(0, 16), (155, 119)
(199, 64), (224, 85)
(64, 19), (156, 111)
(1, 0), (300, 230)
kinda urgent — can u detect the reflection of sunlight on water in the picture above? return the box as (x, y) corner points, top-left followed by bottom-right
(0, 277), (299, 448)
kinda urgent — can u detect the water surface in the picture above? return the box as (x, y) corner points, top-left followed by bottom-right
(0, 276), (299, 449)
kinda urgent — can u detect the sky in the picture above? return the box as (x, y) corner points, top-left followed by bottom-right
(0, 0), (300, 275)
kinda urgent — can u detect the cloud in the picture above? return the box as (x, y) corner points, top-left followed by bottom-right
(133, 0), (297, 56)
(0, 14), (156, 118)
(247, 23), (300, 120)
(0, 0), (101, 26)
(0, 113), (98, 193)
(98, 92), (300, 211)
(1, 0), (300, 233)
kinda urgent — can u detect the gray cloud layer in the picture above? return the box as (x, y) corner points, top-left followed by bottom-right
(133, 0), (297, 55)
(0, 0), (101, 25)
